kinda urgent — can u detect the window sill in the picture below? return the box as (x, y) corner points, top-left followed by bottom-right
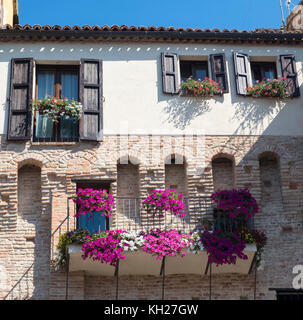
(179, 92), (224, 98)
(31, 141), (80, 146)
(243, 95), (291, 99)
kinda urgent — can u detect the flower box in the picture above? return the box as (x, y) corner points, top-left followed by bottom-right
(180, 77), (223, 97)
(30, 96), (82, 122)
(60, 115), (79, 139)
(246, 77), (290, 99)
(35, 112), (53, 138)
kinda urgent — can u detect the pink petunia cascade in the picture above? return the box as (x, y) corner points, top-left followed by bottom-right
(73, 188), (115, 217)
(81, 230), (126, 266)
(141, 229), (193, 259)
(142, 189), (187, 218)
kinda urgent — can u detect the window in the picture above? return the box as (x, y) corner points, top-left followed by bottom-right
(76, 181), (111, 233)
(180, 60), (209, 82)
(234, 53), (300, 96)
(162, 53), (229, 95)
(250, 61), (277, 84)
(7, 58), (103, 142)
(77, 212), (109, 234)
(34, 65), (80, 142)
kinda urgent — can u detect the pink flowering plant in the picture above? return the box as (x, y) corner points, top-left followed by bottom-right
(141, 229), (192, 259)
(210, 188), (258, 221)
(54, 188), (266, 269)
(200, 229), (248, 266)
(181, 77), (223, 96)
(76, 229), (193, 267)
(81, 230), (126, 266)
(142, 189), (187, 218)
(73, 188), (115, 218)
(246, 77), (290, 98)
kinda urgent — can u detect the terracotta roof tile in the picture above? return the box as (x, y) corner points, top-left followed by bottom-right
(0, 24), (302, 43)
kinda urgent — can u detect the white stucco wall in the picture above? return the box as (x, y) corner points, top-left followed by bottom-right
(0, 41), (303, 136)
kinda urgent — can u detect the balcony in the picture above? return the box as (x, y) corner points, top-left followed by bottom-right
(64, 196), (257, 277)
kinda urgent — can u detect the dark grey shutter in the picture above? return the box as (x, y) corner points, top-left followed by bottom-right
(280, 55), (300, 97)
(210, 53), (229, 93)
(233, 53), (251, 95)
(79, 59), (103, 141)
(7, 58), (33, 140)
(162, 53), (179, 94)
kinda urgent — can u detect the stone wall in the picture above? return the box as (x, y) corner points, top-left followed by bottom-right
(0, 134), (303, 299)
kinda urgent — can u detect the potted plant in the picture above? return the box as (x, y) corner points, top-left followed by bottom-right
(73, 188), (116, 218)
(142, 189), (186, 218)
(210, 188), (259, 233)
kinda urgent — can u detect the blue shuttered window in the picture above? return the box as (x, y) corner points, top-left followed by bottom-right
(77, 211), (109, 234)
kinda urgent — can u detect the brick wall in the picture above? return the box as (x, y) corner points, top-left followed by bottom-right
(212, 157), (235, 191)
(0, 134), (303, 299)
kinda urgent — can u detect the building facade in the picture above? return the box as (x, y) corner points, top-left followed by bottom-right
(0, 1), (303, 300)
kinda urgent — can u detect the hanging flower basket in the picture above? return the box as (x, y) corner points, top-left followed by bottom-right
(210, 188), (258, 221)
(73, 188), (115, 218)
(142, 189), (186, 218)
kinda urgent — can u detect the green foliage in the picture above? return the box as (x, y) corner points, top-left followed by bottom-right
(30, 95), (82, 122)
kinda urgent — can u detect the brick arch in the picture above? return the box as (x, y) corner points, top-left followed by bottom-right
(117, 154), (141, 165)
(164, 153), (187, 165)
(207, 145), (245, 164)
(58, 150), (98, 168)
(211, 152), (235, 163)
(249, 143), (291, 162)
(162, 147), (186, 164)
(117, 146), (148, 165)
(258, 151), (280, 162)
(11, 153), (47, 170)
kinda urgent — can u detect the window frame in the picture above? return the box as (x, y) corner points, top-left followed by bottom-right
(179, 60), (209, 82)
(250, 61), (278, 84)
(35, 64), (80, 99)
(33, 64), (80, 143)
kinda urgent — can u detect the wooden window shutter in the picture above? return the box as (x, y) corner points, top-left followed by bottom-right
(233, 53), (251, 95)
(7, 58), (33, 140)
(280, 55), (300, 97)
(210, 53), (229, 93)
(79, 59), (103, 141)
(162, 53), (179, 94)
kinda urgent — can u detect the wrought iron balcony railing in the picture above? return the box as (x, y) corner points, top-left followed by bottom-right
(70, 196), (254, 234)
